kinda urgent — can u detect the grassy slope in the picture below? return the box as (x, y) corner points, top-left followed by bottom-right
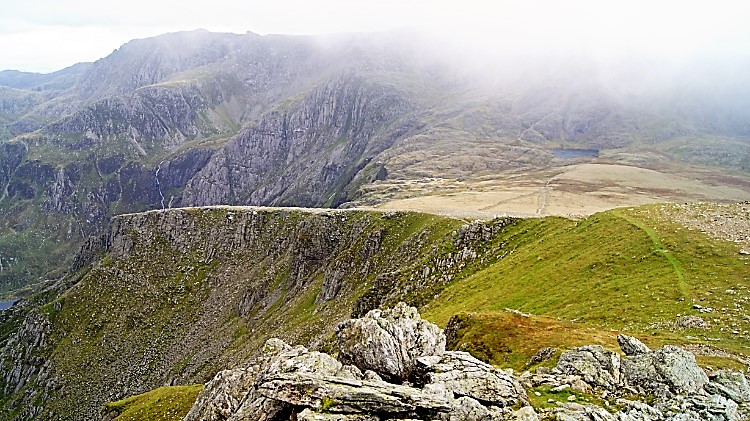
(102, 385), (203, 421)
(425, 205), (750, 368)
(18, 208), (468, 418)
(18, 205), (748, 416)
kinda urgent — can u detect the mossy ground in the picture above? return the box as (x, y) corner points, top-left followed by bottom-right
(103, 385), (203, 421)
(526, 385), (610, 412)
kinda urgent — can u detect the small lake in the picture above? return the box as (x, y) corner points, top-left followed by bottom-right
(551, 148), (599, 159)
(0, 300), (16, 311)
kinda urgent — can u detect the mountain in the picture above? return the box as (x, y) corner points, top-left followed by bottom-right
(0, 63), (90, 91)
(1, 203), (748, 419)
(0, 30), (748, 292)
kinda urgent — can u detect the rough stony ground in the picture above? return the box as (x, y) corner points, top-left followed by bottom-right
(657, 202), (750, 249)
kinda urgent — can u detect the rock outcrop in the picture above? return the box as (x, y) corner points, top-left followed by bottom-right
(621, 344), (709, 396)
(185, 304), (530, 420)
(1, 207), (527, 420)
(336, 302), (446, 382)
(185, 310), (750, 421)
(414, 352), (527, 407)
(524, 334), (748, 420)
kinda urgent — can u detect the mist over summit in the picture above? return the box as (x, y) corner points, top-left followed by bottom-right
(0, 29), (747, 291)
(0, 26), (749, 421)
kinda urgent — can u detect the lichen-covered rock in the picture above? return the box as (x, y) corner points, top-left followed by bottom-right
(621, 345), (708, 395)
(613, 399), (664, 421)
(547, 402), (617, 420)
(258, 372), (452, 415)
(184, 310), (748, 421)
(183, 338), (300, 421)
(671, 394), (741, 421)
(337, 364), (364, 380)
(182, 368), (260, 421)
(297, 408), (379, 421)
(259, 348), (343, 381)
(616, 335), (650, 356)
(335, 302), (446, 382)
(510, 406), (539, 421)
(445, 396), (492, 421)
(414, 351), (527, 407)
(556, 346), (622, 391)
(706, 370), (750, 404)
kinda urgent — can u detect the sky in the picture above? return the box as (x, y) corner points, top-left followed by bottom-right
(1, 0), (749, 72)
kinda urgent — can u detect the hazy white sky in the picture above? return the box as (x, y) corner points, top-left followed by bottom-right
(1, 0), (749, 72)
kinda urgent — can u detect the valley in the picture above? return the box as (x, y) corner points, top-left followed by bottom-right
(370, 159), (750, 218)
(0, 28), (748, 420)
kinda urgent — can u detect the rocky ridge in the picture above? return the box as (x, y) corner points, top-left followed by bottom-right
(0, 207), (519, 420)
(2, 29), (750, 292)
(182, 303), (750, 420)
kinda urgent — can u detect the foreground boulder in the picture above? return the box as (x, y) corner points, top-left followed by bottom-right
(616, 334), (651, 356)
(414, 351), (527, 407)
(620, 345), (709, 396)
(184, 303), (526, 420)
(706, 371), (750, 404)
(335, 302), (446, 382)
(556, 345), (622, 391)
(259, 373), (452, 415)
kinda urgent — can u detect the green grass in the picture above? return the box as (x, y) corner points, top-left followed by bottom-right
(527, 385), (609, 411)
(445, 311), (622, 371)
(424, 206), (750, 359)
(6, 205), (749, 418)
(103, 385), (202, 421)
(612, 210), (686, 295)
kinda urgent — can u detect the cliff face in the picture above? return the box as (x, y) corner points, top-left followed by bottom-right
(0, 207), (512, 420)
(0, 32), (437, 290)
(0, 30), (749, 292)
(181, 72), (414, 207)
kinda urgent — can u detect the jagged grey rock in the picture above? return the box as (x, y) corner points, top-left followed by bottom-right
(672, 394), (741, 421)
(616, 334), (650, 356)
(297, 408), (379, 421)
(445, 396), (492, 421)
(556, 346), (622, 391)
(614, 399), (664, 421)
(182, 368), (259, 421)
(706, 370), (750, 404)
(258, 349), (343, 381)
(548, 402), (617, 420)
(258, 372), (452, 415)
(620, 345), (708, 395)
(363, 370), (384, 382)
(335, 302), (446, 382)
(414, 351), (527, 407)
(510, 406), (539, 421)
(184, 308), (750, 421)
(183, 338), (300, 421)
(337, 364), (364, 380)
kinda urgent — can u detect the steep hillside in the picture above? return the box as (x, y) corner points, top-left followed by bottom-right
(0, 207), (489, 419)
(0, 30), (749, 292)
(0, 204), (747, 419)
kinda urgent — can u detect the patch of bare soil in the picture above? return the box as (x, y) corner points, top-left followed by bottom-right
(369, 162), (750, 219)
